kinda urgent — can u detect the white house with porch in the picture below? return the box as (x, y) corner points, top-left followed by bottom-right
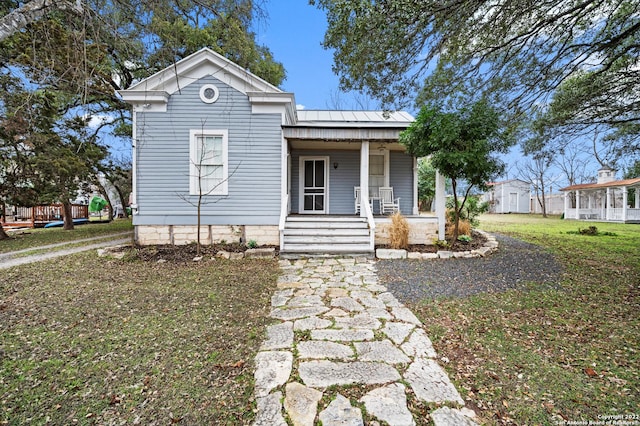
(561, 167), (640, 223)
(118, 48), (447, 254)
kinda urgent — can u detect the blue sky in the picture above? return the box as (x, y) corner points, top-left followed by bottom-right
(256, 1), (365, 110)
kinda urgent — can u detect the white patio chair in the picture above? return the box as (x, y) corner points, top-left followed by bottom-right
(379, 187), (400, 214)
(354, 186), (373, 214)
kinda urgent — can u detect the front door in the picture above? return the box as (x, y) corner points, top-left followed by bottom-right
(300, 157), (328, 214)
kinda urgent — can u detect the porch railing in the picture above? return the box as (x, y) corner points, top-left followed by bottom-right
(361, 193), (376, 250)
(627, 208), (640, 220)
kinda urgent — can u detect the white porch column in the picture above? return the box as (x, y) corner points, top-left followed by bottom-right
(606, 187), (611, 220)
(564, 191), (569, 218)
(412, 157), (419, 215)
(435, 170), (446, 241)
(576, 190), (581, 220)
(360, 141), (370, 218)
(622, 187), (628, 222)
(636, 188), (640, 209)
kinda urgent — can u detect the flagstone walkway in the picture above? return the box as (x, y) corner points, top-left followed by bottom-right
(253, 257), (480, 426)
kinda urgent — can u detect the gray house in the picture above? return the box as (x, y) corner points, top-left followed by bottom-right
(119, 48), (446, 253)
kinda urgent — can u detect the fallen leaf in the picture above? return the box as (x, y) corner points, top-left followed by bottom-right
(584, 367), (598, 377)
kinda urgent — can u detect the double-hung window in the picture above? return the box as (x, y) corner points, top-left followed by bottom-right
(189, 129), (228, 195)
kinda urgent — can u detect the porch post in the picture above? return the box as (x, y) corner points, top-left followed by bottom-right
(636, 187), (640, 209)
(412, 157), (419, 215)
(606, 187), (611, 220)
(622, 187), (628, 222)
(576, 190), (581, 220)
(435, 170), (446, 241)
(564, 191), (569, 218)
(360, 141), (370, 218)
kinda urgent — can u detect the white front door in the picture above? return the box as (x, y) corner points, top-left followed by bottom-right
(368, 150), (389, 198)
(300, 157), (329, 214)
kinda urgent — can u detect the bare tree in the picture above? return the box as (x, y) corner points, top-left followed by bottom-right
(177, 122), (239, 255)
(516, 154), (554, 218)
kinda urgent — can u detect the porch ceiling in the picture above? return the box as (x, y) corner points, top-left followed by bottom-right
(283, 126), (406, 142)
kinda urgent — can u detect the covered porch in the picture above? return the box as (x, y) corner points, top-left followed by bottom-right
(561, 178), (640, 223)
(278, 111), (446, 253)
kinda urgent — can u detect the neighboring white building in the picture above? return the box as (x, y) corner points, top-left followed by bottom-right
(483, 179), (531, 213)
(561, 167), (640, 223)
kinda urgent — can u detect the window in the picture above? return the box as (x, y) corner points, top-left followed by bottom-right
(199, 84), (219, 104)
(189, 129), (228, 195)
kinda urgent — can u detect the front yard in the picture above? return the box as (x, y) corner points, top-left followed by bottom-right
(0, 251), (279, 425)
(409, 215), (640, 424)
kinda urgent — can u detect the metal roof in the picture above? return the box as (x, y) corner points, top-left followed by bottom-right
(560, 177), (640, 192)
(294, 110), (414, 128)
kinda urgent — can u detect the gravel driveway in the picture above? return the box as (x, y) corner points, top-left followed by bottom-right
(376, 234), (563, 302)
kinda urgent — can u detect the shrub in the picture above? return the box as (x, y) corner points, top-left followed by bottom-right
(247, 239), (258, 249)
(458, 234), (472, 243)
(389, 212), (409, 249)
(445, 217), (471, 238)
(445, 194), (489, 226)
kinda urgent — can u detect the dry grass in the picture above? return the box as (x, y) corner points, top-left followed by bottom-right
(389, 212), (409, 249)
(445, 218), (472, 238)
(0, 251), (280, 425)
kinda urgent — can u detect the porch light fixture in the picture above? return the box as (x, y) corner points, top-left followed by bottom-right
(333, 162), (339, 169)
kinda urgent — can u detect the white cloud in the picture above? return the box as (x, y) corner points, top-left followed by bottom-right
(296, 104), (305, 110)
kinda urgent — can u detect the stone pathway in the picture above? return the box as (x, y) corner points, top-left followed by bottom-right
(253, 257), (480, 426)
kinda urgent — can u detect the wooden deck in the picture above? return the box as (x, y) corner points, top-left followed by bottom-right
(2, 204), (89, 228)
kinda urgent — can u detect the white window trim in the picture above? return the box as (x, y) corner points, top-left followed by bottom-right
(199, 84), (220, 104)
(189, 129), (228, 196)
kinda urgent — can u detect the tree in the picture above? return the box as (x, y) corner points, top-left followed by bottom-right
(417, 158), (436, 211)
(1, 0), (284, 233)
(400, 99), (513, 242)
(313, 0), (640, 132)
(0, 0), (81, 42)
(516, 154), (554, 218)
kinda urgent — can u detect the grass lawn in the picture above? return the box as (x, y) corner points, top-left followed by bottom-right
(409, 214), (640, 425)
(0, 219), (133, 254)
(0, 250), (279, 425)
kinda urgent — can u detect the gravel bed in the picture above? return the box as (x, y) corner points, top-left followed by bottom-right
(376, 234), (563, 302)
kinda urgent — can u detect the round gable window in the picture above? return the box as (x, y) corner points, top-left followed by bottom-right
(199, 84), (219, 104)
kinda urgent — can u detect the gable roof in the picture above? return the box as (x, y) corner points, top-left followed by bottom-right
(123, 47), (282, 96)
(486, 179), (530, 187)
(560, 177), (640, 192)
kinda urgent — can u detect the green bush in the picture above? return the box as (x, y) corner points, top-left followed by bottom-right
(446, 194), (489, 226)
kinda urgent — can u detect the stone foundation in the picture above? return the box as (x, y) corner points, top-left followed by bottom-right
(136, 225), (279, 246)
(374, 220), (438, 245)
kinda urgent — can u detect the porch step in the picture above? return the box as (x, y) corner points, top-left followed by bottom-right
(282, 216), (373, 254)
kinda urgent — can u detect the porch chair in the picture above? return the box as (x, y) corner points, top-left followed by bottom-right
(379, 187), (400, 214)
(354, 186), (373, 214)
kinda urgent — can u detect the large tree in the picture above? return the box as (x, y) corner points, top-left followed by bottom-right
(0, 0), (285, 231)
(313, 0), (640, 133)
(400, 99), (513, 242)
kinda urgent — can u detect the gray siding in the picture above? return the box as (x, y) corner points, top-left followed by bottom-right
(389, 151), (414, 214)
(134, 76), (282, 226)
(290, 149), (415, 215)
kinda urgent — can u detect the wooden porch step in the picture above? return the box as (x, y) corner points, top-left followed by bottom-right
(281, 216), (373, 254)
(281, 243), (373, 254)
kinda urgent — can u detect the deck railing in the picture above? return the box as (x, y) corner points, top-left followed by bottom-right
(2, 204), (89, 227)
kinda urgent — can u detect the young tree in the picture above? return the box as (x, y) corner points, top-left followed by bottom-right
(400, 99), (513, 242)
